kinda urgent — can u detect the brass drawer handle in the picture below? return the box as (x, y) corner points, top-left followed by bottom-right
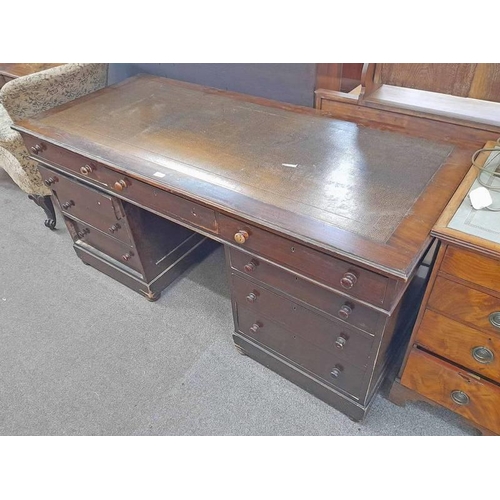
(489, 312), (500, 329)
(472, 346), (495, 364)
(340, 271), (358, 290)
(234, 230), (249, 244)
(450, 390), (470, 406)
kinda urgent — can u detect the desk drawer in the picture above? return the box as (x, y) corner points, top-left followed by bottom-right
(24, 134), (218, 234)
(441, 246), (500, 293)
(237, 306), (366, 399)
(429, 277), (500, 336)
(231, 274), (374, 368)
(416, 310), (500, 383)
(220, 214), (389, 307)
(228, 247), (382, 334)
(401, 347), (500, 435)
(38, 166), (133, 245)
(67, 219), (143, 275)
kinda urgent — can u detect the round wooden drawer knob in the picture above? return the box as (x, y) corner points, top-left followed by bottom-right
(80, 164), (94, 175)
(122, 251), (134, 262)
(249, 322), (261, 334)
(338, 304), (353, 320)
(330, 367), (342, 379)
(244, 260), (258, 273)
(234, 230), (249, 244)
(44, 176), (58, 187)
(114, 179), (129, 192)
(31, 143), (44, 155)
(335, 336), (347, 350)
(61, 200), (75, 210)
(109, 223), (121, 234)
(76, 228), (89, 239)
(472, 346), (495, 364)
(340, 271), (358, 289)
(450, 390), (470, 406)
(246, 292), (258, 303)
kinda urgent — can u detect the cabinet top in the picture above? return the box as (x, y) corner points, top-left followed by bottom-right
(14, 74), (475, 279)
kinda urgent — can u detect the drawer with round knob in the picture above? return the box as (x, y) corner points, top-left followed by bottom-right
(232, 274), (374, 369)
(219, 214), (390, 309)
(67, 220), (143, 276)
(401, 347), (500, 435)
(237, 306), (367, 399)
(415, 309), (500, 384)
(228, 247), (384, 334)
(38, 165), (134, 246)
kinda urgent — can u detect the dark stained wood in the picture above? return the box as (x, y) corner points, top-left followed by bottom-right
(0, 63), (63, 79)
(231, 274), (375, 368)
(227, 247), (384, 333)
(17, 74), (482, 423)
(14, 75), (474, 281)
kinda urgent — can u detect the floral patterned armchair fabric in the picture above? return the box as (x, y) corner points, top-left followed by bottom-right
(0, 63), (108, 228)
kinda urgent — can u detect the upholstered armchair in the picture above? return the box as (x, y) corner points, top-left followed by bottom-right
(0, 63), (108, 228)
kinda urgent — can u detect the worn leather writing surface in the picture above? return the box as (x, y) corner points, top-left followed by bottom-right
(14, 75), (471, 278)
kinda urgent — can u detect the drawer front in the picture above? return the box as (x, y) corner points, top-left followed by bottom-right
(220, 214), (389, 307)
(38, 166), (134, 245)
(441, 246), (500, 293)
(67, 219), (143, 275)
(24, 134), (218, 234)
(237, 306), (366, 399)
(401, 348), (500, 434)
(416, 310), (500, 383)
(228, 247), (383, 334)
(231, 274), (374, 369)
(429, 276), (500, 336)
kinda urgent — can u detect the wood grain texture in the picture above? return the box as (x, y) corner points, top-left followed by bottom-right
(441, 246), (500, 293)
(416, 309), (500, 383)
(0, 63), (62, 79)
(401, 347), (500, 435)
(428, 276), (500, 336)
(14, 75), (474, 281)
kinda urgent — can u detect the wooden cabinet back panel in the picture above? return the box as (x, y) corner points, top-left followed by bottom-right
(220, 214), (389, 307)
(232, 274), (374, 368)
(428, 277), (500, 336)
(401, 348), (500, 435)
(237, 306), (366, 398)
(441, 246), (500, 293)
(416, 309), (500, 383)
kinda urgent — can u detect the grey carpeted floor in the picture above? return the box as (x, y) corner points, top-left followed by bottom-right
(0, 169), (477, 435)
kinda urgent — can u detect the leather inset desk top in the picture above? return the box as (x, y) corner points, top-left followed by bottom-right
(15, 75), (474, 279)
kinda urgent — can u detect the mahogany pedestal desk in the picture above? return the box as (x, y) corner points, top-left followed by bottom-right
(13, 75), (479, 422)
(390, 145), (500, 435)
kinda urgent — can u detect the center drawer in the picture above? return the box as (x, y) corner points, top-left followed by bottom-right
(219, 213), (389, 308)
(231, 273), (375, 369)
(237, 306), (366, 399)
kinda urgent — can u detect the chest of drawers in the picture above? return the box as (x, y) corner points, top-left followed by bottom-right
(13, 75), (477, 422)
(390, 155), (500, 435)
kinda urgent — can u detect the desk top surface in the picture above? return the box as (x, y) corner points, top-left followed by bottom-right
(15, 75), (475, 278)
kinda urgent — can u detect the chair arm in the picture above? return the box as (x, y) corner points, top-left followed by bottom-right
(0, 63), (108, 123)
